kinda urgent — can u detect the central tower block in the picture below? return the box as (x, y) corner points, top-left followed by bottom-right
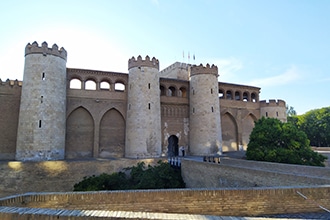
(125, 56), (162, 158)
(189, 64), (222, 155)
(16, 42), (67, 161)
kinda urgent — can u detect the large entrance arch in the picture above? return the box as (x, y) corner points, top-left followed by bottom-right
(99, 108), (125, 158)
(167, 135), (179, 157)
(221, 112), (238, 151)
(65, 107), (94, 159)
(242, 114), (257, 149)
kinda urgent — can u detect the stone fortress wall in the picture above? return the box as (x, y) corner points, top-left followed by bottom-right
(189, 64), (222, 155)
(16, 42), (67, 161)
(0, 41), (287, 161)
(0, 80), (22, 160)
(125, 56), (162, 158)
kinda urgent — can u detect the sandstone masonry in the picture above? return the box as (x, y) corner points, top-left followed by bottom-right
(0, 41), (287, 161)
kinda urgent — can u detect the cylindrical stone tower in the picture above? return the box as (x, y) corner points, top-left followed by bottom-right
(16, 41), (67, 161)
(189, 64), (222, 156)
(125, 55), (162, 158)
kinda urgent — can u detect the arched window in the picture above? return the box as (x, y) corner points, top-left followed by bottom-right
(235, 91), (240, 101)
(251, 93), (257, 102)
(115, 82), (125, 91)
(100, 81), (110, 90)
(179, 87), (187, 97)
(85, 80), (96, 90)
(69, 79), (81, 89)
(226, 91), (233, 100)
(243, 92), (249, 102)
(218, 89), (224, 99)
(160, 85), (166, 96)
(169, 86), (176, 96)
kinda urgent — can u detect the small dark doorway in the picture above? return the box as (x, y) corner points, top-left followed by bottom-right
(167, 135), (179, 157)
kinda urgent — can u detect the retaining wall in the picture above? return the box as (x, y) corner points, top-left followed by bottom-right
(0, 186), (329, 219)
(0, 158), (162, 198)
(181, 158), (330, 188)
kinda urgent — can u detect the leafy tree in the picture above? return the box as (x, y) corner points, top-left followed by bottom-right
(286, 105), (297, 117)
(296, 107), (330, 147)
(73, 160), (185, 191)
(246, 117), (327, 166)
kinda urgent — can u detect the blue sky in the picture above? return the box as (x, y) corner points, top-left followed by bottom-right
(0, 0), (329, 115)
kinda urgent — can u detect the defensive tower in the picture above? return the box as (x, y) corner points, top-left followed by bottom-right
(189, 64), (222, 155)
(125, 56), (162, 158)
(16, 41), (67, 161)
(260, 99), (287, 122)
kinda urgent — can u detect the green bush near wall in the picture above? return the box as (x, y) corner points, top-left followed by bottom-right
(73, 160), (185, 191)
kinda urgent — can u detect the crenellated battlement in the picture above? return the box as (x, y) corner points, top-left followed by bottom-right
(260, 99), (286, 107)
(0, 79), (22, 87)
(190, 63), (218, 77)
(25, 41), (67, 61)
(128, 55), (159, 70)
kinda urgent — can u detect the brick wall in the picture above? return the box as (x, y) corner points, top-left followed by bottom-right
(0, 186), (329, 218)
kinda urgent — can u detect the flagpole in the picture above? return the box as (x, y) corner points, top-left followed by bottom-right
(188, 52), (190, 64)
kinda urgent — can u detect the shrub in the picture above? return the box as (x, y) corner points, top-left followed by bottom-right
(73, 160), (185, 191)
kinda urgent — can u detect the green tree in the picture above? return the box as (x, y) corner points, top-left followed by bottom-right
(246, 117), (327, 166)
(73, 160), (185, 191)
(286, 105), (297, 117)
(286, 105), (298, 126)
(296, 107), (330, 147)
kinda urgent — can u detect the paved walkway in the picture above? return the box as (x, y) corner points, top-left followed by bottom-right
(2, 206), (329, 219)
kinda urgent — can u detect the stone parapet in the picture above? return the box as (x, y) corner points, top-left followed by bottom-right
(260, 99), (286, 107)
(128, 55), (159, 70)
(190, 63), (218, 77)
(25, 41), (67, 61)
(0, 79), (22, 87)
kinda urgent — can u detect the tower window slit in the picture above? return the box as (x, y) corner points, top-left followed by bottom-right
(39, 120), (42, 128)
(211, 106), (214, 112)
(148, 103), (151, 109)
(42, 72), (45, 80)
(266, 112), (268, 117)
(41, 96), (43, 103)
(148, 83), (150, 89)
